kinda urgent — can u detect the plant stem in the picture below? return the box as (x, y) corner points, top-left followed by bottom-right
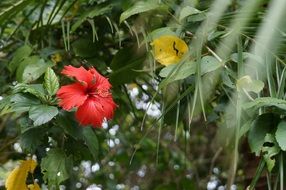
(280, 152), (284, 190)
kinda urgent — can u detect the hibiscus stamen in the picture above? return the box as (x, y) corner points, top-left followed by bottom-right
(88, 89), (111, 97)
(91, 76), (96, 85)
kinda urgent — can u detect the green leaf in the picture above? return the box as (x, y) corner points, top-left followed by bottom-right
(230, 52), (262, 63)
(41, 149), (73, 187)
(221, 70), (235, 88)
(16, 56), (54, 83)
(29, 105), (58, 126)
(159, 56), (221, 83)
(159, 61), (196, 81)
(248, 113), (279, 156)
(262, 134), (280, 172)
(120, 1), (167, 23)
(230, 52), (251, 63)
(154, 183), (177, 190)
(0, 0), (34, 24)
(207, 31), (226, 41)
(239, 120), (253, 138)
(20, 126), (48, 153)
(163, 82), (180, 106)
(72, 38), (98, 58)
(82, 127), (99, 160)
(13, 83), (46, 101)
(18, 117), (31, 133)
(57, 111), (83, 140)
(275, 121), (286, 151)
(71, 4), (114, 32)
(179, 6), (202, 21)
(186, 12), (206, 22)
(8, 45), (33, 74)
(0, 96), (12, 116)
(243, 97), (286, 111)
(201, 56), (222, 75)
(236, 75), (264, 93)
(147, 27), (176, 42)
(109, 47), (145, 86)
(64, 138), (93, 162)
(10, 94), (41, 113)
(44, 67), (59, 96)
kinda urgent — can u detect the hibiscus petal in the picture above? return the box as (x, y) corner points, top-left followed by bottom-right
(96, 76), (112, 90)
(56, 83), (88, 110)
(89, 68), (111, 90)
(75, 98), (105, 127)
(96, 96), (117, 119)
(61, 65), (93, 85)
(75, 96), (116, 127)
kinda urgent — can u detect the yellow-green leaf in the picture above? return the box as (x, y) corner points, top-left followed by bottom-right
(152, 35), (189, 66)
(119, 1), (167, 23)
(44, 67), (59, 96)
(236, 75), (264, 93)
(5, 159), (40, 190)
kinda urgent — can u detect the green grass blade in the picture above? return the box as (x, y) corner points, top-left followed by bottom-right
(249, 159), (266, 190)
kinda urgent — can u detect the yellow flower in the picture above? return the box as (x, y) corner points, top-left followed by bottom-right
(152, 35), (189, 66)
(51, 53), (62, 64)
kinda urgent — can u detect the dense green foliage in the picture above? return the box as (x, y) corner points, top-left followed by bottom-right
(1, 0), (286, 189)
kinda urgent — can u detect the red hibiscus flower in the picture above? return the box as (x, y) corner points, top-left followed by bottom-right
(56, 65), (117, 127)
